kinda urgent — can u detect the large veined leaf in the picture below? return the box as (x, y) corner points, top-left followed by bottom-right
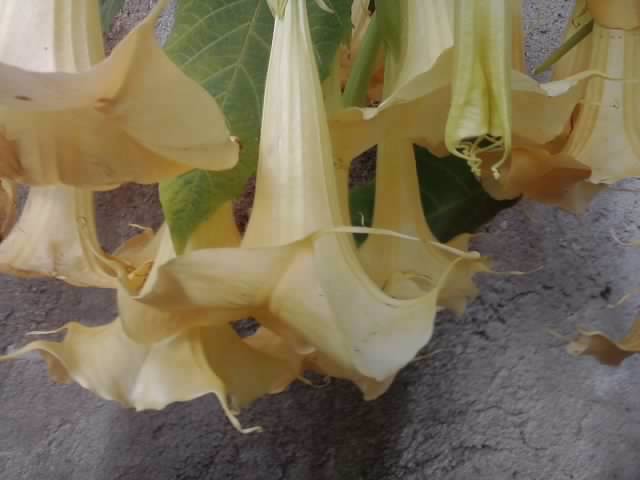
(350, 146), (518, 245)
(100, 0), (126, 33)
(160, 0), (351, 252)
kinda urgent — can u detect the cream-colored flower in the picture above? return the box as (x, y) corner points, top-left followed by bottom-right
(550, 0), (640, 184)
(0, 0), (238, 188)
(3, 219), (299, 432)
(331, 0), (592, 179)
(107, 0), (484, 394)
(0, 0), (237, 286)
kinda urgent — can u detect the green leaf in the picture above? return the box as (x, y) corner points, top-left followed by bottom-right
(160, 0), (351, 253)
(100, 0), (126, 33)
(349, 146), (518, 245)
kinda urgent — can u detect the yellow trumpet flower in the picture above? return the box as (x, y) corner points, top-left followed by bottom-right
(0, 0), (238, 189)
(331, 0), (592, 181)
(552, 0), (640, 184)
(113, 0), (477, 392)
(0, 0), (238, 286)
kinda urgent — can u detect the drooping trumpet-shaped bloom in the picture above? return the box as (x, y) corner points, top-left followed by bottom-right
(94, 0), (488, 395)
(348, 1), (489, 313)
(471, 0), (601, 212)
(445, 0), (513, 175)
(478, 146), (600, 213)
(3, 224), (298, 433)
(0, 185), (124, 287)
(0, 0), (238, 189)
(357, 135), (490, 314)
(331, 0), (594, 182)
(0, 0), (238, 286)
(0, 0), (131, 286)
(549, 0), (640, 184)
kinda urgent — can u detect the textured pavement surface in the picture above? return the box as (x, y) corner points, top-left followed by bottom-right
(5, 1), (640, 479)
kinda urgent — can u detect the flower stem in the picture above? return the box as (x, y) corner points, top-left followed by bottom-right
(342, 13), (382, 108)
(533, 20), (594, 75)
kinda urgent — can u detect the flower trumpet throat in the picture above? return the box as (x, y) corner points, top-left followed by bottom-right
(0, 0), (238, 189)
(115, 0), (477, 392)
(445, 0), (512, 178)
(556, 6), (640, 184)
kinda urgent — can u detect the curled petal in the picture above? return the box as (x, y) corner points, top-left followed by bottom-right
(0, 186), (114, 287)
(330, 0), (596, 175)
(117, 209), (251, 344)
(358, 136), (489, 314)
(2, 318), (294, 432)
(0, 0), (238, 188)
(133, 228), (460, 383)
(445, 0), (512, 175)
(560, 26), (640, 183)
(479, 146), (597, 212)
(124, 0), (473, 396)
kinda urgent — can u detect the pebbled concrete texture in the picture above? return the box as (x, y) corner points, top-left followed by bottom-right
(4, 0), (640, 479)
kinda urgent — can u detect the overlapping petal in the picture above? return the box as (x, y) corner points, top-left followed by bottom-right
(0, 0), (238, 189)
(1, 317), (295, 432)
(330, 0), (594, 177)
(111, 0), (481, 392)
(0, 0), (240, 286)
(555, 20), (640, 184)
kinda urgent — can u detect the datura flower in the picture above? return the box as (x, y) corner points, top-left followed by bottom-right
(0, 0), (438, 427)
(2, 223), (298, 433)
(95, 0), (488, 396)
(0, 0), (238, 188)
(331, 0), (594, 186)
(0, 185), (124, 287)
(548, 0), (640, 184)
(478, 146), (600, 214)
(473, 1), (598, 213)
(0, 0), (238, 286)
(351, 1), (490, 313)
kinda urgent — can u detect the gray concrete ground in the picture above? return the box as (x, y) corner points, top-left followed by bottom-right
(5, 1), (640, 479)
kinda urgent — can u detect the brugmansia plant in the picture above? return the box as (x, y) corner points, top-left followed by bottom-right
(0, 0), (638, 432)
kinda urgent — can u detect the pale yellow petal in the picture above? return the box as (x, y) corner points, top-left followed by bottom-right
(331, 57), (589, 172)
(2, 318), (292, 432)
(0, 0), (238, 188)
(445, 0), (512, 174)
(0, 0), (104, 72)
(0, 186), (115, 287)
(243, 326), (303, 394)
(184, 201), (242, 253)
(480, 146), (592, 205)
(358, 135), (489, 314)
(560, 25), (640, 183)
(242, 2), (337, 247)
(134, 0), (462, 389)
(118, 211), (248, 345)
(304, 349), (394, 400)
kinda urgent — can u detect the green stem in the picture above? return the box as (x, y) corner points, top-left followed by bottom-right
(342, 13), (382, 108)
(533, 20), (594, 76)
